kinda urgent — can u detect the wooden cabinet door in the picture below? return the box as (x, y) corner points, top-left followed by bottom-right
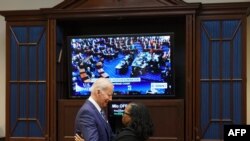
(196, 16), (246, 140)
(6, 22), (49, 141)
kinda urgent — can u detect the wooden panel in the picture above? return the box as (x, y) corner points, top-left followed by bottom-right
(58, 99), (184, 141)
(58, 100), (83, 141)
(6, 24), (48, 141)
(197, 18), (246, 140)
(52, 0), (189, 9)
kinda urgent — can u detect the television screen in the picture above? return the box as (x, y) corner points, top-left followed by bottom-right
(68, 33), (174, 98)
(108, 101), (129, 117)
(107, 101), (130, 133)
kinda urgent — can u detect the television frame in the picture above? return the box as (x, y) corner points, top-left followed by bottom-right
(67, 33), (175, 98)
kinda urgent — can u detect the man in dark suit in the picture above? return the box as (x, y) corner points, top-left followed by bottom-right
(75, 78), (114, 141)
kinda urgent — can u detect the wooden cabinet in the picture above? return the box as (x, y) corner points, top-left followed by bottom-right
(58, 99), (184, 141)
(195, 4), (249, 139)
(5, 21), (49, 140)
(1, 0), (249, 141)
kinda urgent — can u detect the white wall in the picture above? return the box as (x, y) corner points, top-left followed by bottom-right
(0, 15), (6, 137)
(0, 0), (249, 137)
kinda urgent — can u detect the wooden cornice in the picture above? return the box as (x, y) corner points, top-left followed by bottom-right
(0, 0), (201, 20)
(52, 0), (191, 9)
(0, 10), (47, 21)
(1, 0), (249, 20)
(39, 0), (201, 19)
(199, 2), (250, 16)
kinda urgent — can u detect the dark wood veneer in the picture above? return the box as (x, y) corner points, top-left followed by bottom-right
(58, 99), (184, 141)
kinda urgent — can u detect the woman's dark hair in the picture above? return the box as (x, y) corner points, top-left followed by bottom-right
(128, 102), (154, 140)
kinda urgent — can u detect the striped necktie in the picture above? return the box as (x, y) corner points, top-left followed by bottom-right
(100, 110), (107, 121)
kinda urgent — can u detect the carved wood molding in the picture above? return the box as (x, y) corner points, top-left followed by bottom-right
(199, 2), (250, 15)
(52, 0), (190, 10)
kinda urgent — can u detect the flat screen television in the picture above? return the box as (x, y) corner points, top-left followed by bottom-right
(68, 33), (174, 98)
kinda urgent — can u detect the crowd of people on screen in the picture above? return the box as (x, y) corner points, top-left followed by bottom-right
(71, 36), (172, 85)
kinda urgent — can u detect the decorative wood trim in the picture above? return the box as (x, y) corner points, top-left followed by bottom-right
(52, 0), (190, 10)
(195, 13), (202, 141)
(38, 0), (201, 19)
(0, 10), (46, 21)
(241, 14), (247, 124)
(199, 2), (250, 15)
(42, 8), (198, 20)
(47, 19), (57, 141)
(185, 14), (196, 141)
